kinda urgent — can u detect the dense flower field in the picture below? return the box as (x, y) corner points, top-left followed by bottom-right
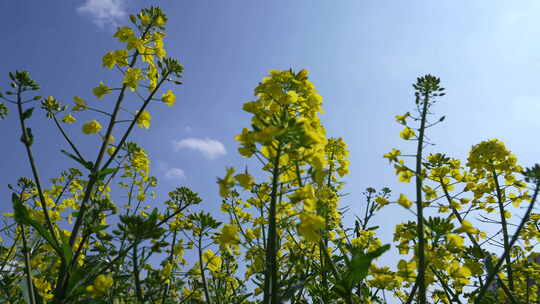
(1, 6), (540, 304)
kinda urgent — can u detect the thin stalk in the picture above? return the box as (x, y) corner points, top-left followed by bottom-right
(21, 226), (37, 304)
(0, 232), (19, 273)
(405, 280), (419, 304)
(497, 278), (518, 304)
(52, 114), (84, 161)
(198, 233), (212, 304)
(492, 170), (514, 291)
(320, 242), (352, 304)
(474, 180), (540, 303)
(15, 86), (60, 249)
(69, 21), (156, 249)
(415, 92), (430, 304)
(132, 242), (143, 303)
(160, 230), (177, 304)
(54, 52), (144, 304)
(430, 266), (462, 304)
(322, 153), (336, 302)
(263, 142), (282, 304)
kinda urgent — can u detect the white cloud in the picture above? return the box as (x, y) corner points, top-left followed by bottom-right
(77, 0), (127, 28)
(173, 138), (227, 159)
(165, 168), (186, 180)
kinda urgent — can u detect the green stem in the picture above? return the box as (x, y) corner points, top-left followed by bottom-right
(68, 21), (156, 249)
(320, 242), (352, 304)
(474, 180), (540, 303)
(198, 233), (212, 304)
(21, 226), (37, 304)
(160, 230), (177, 304)
(431, 266), (462, 304)
(492, 170), (514, 291)
(132, 241), (143, 303)
(52, 114), (84, 161)
(263, 143), (282, 304)
(15, 86), (60, 250)
(415, 92), (429, 304)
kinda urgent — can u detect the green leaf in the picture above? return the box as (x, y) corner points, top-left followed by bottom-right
(22, 107), (34, 120)
(0, 102), (8, 120)
(278, 277), (306, 302)
(65, 257), (107, 299)
(59, 230), (73, 266)
(18, 277), (32, 304)
(95, 167), (119, 180)
(12, 193), (62, 258)
(61, 150), (93, 170)
(12, 193), (30, 225)
(343, 244), (390, 290)
(21, 128), (34, 146)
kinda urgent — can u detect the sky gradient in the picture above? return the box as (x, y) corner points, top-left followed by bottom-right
(2, 1), (540, 297)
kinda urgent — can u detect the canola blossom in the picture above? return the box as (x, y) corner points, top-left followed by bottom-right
(1, 6), (540, 304)
(82, 120), (102, 134)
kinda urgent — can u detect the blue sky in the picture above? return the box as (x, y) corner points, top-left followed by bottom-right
(2, 0), (540, 292)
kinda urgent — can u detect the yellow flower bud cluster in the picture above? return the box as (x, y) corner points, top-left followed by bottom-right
(85, 274), (114, 298)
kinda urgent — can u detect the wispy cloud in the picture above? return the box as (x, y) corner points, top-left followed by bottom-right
(77, 0), (127, 28)
(165, 168), (186, 180)
(173, 138), (227, 159)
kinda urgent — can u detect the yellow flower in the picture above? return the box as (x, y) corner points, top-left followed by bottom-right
(123, 68), (144, 91)
(375, 196), (389, 206)
(113, 26), (134, 42)
(155, 15), (167, 26)
(104, 135), (115, 144)
(72, 96), (88, 111)
(297, 68), (308, 78)
(399, 127), (415, 140)
(395, 112), (410, 125)
(456, 220), (478, 234)
(245, 228), (259, 240)
(136, 110), (151, 129)
(114, 49), (128, 67)
(288, 184), (315, 204)
(397, 260), (416, 281)
(32, 277), (53, 300)
(93, 82), (112, 99)
(62, 113), (76, 124)
(102, 51), (116, 69)
(285, 90), (298, 104)
(217, 224), (240, 253)
(383, 148), (401, 162)
(102, 50), (128, 69)
(298, 213), (325, 242)
(448, 261), (471, 285)
(398, 170), (414, 183)
(217, 167), (235, 197)
(82, 120), (102, 134)
(127, 36), (144, 52)
(467, 139), (520, 173)
(235, 173), (254, 190)
(253, 126), (285, 143)
(161, 89), (176, 106)
(202, 249), (222, 272)
(140, 13), (151, 26)
(447, 233), (464, 249)
(397, 193), (413, 209)
(86, 274), (113, 298)
(107, 146), (116, 156)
